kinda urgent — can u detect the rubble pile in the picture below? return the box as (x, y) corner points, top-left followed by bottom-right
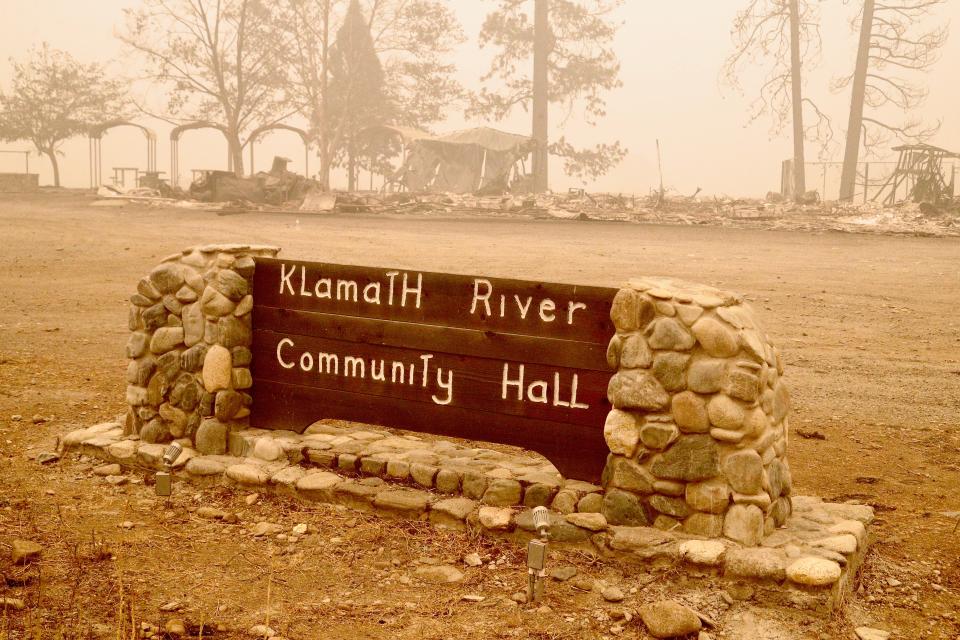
(90, 173), (959, 237)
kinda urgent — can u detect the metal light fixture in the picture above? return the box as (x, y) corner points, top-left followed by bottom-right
(155, 442), (184, 497)
(526, 506), (551, 603)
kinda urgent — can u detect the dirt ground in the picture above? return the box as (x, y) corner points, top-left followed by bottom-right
(0, 190), (958, 640)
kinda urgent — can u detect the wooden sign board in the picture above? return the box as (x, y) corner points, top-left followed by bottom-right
(250, 258), (617, 482)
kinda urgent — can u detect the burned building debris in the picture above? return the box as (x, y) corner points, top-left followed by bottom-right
(364, 125), (536, 194)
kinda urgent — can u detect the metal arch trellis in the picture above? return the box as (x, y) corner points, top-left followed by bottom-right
(169, 121), (231, 189)
(244, 123), (311, 176)
(88, 120), (158, 188)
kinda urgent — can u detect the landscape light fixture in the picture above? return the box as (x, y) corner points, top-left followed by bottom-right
(155, 442), (183, 497)
(526, 506), (551, 603)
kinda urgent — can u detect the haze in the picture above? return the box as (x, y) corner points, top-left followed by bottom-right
(0, 0), (956, 197)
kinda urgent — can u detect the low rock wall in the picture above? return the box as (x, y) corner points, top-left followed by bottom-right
(123, 249), (796, 553)
(61, 421), (871, 613)
(0, 173), (38, 192)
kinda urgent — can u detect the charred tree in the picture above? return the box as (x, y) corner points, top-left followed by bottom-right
(723, 0), (832, 201)
(836, 0), (947, 201)
(531, 0), (549, 193)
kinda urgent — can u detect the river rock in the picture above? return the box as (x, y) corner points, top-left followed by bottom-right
(604, 456), (655, 493)
(214, 269), (249, 300)
(640, 422), (680, 450)
(415, 565), (464, 584)
(723, 449), (763, 494)
(564, 512), (607, 531)
(602, 489), (649, 526)
(650, 435), (720, 481)
(195, 418), (227, 455)
(603, 409), (641, 456)
(202, 345), (232, 392)
(786, 556), (842, 586)
(679, 540), (726, 566)
(723, 504), (764, 546)
(691, 316), (739, 358)
(608, 370), (669, 410)
(685, 478), (730, 513)
(619, 334), (653, 368)
(481, 479), (522, 506)
(610, 289), (655, 331)
(652, 351), (690, 391)
(707, 394), (744, 430)
(219, 316), (251, 349)
(150, 263), (184, 294)
(671, 391), (709, 433)
(477, 506), (513, 530)
(687, 358), (726, 394)
(639, 600), (702, 638)
(647, 318), (696, 351)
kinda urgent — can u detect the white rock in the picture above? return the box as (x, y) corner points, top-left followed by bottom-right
(202, 345), (232, 393)
(478, 506), (513, 530)
(564, 512), (608, 531)
(252, 438), (285, 462)
(226, 464), (269, 486)
(415, 564), (464, 583)
(679, 540), (726, 566)
(812, 534), (858, 555)
(462, 552), (483, 567)
(855, 627), (891, 640)
(785, 556), (841, 586)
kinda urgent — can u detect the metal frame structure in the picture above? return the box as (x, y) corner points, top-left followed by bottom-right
(170, 121), (230, 189)
(874, 143), (959, 206)
(245, 123), (310, 176)
(88, 120), (157, 188)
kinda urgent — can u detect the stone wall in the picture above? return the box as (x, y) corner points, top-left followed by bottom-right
(0, 173), (39, 192)
(124, 250), (792, 548)
(125, 244), (279, 453)
(602, 277), (791, 546)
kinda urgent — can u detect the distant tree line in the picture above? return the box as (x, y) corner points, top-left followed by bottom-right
(0, 0), (949, 196)
(723, 0), (948, 202)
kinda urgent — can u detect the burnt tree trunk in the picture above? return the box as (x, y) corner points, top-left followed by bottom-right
(532, 0), (549, 193)
(839, 0), (875, 201)
(788, 0), (806, 199)
(319, 0), (332, 191)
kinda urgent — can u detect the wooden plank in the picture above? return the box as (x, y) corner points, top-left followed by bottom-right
(251, 306), (613, 372)
(253, 258), (616, 344)
(251, 330), (611, 427)
(250, 379), (609, 483)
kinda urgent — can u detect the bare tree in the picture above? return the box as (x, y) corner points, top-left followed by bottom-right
(470, 0), (627, 190)
(0, 44), (127, 186)
(836, 0), (948, 201)
(723, 0), (833, 200)
(118, 0), (289, 176)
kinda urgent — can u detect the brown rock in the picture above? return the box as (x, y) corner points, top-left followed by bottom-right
(692, 316), (739, 358)
(608, 370), (670, 411)
(671, 391), (710, 433)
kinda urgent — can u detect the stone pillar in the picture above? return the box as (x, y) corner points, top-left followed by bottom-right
(601, 277), (792, 547)
(124, 244), (279, 455)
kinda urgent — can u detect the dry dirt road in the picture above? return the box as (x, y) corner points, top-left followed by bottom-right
(0, 191), (958, 639)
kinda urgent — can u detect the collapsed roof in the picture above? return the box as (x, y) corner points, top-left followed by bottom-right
(364, 125), (535, 194)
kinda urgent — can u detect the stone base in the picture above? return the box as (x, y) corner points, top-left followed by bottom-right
(61, 420), (873, 613)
